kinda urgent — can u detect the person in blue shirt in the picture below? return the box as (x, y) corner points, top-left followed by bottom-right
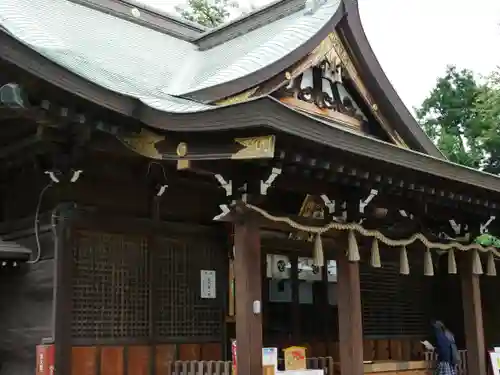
(432, 320), (458, 375)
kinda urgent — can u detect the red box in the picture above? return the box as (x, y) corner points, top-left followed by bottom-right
(36, 344), (55, 375)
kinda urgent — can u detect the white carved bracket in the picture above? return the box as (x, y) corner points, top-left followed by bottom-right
(359, 189), (378, 213)
(213, 204), (230, 221)
(70, 170), (83, 183)
(45, 169), (83, 184)
(449, 219), (461, 235)
(215, 174), (232, 196)
(320, 194), (335, 214)
(156, 184), (168, 197)
(480, 216), (496, 234)
(260, 168), (282, 195)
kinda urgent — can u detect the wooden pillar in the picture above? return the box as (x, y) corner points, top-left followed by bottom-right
(234, 215), (263, 375)
(461, 253), (487, 375)
(337, 251), (363, 375)
(53, 203), (74, 375)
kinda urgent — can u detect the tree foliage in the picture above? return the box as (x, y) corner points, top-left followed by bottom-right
(416, 65), (500, 174)
(476, 69), (500, 173)
(176, 0), (238, 28)
(416, 66), (484, 168)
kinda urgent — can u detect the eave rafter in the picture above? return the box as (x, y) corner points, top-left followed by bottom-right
(270, 149), (498, 215)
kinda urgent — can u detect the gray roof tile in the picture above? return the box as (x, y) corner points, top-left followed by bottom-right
(0, 0), (340, 113)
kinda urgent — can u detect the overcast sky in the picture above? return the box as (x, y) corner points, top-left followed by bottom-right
(139, 0), (500, 111)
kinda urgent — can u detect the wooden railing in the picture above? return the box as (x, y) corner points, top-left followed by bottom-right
(424, 350), (468, 375)
(166, 360), (231, 375)
(163, 357), (337, 375)
(164, 354), (474, 375)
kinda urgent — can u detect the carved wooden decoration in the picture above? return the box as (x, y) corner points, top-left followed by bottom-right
(215, 32), (409, 147)
(274, 60), (367, 132)
(290, 194), (326, 241)
(111, 127), (276, 162)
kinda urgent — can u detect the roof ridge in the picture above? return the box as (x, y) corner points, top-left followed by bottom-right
(194, 0), (306, 50)
(66, 0), (207, 41)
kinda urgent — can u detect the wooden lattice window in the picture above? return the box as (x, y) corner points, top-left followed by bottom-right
(155, 237), (223, 340)
(360, 260), (432, 337)
(71, 231), (150, 339)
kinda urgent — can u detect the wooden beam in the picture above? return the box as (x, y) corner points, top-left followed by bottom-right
(461, 252), (487, 375)
(337, 250), (363, 375)
(233, 215), (263, 375)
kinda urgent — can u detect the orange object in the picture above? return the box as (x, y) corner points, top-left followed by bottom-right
(36, 344), (55, 375)
(283, 346), (307, 371)
(263, 364), (275, 375)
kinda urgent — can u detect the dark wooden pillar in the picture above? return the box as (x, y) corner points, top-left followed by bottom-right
(234, 215), (263, 375)
(337, 251), (363, 375)
(53, 203), (74, 375)
(461, 253), (487, 375)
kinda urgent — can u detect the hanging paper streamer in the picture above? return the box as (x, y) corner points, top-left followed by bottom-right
(348, 230), (360, 262)
(236, 202), (500, 275)
(313, 233), (324, 267)
(472, 250), (483, 275)
(487, 252), (497, 276)
(400, 246), (410, 275)
(370, 238), (381, 268)
(448, 249), (457, 275)
(424, 249), (434, 276)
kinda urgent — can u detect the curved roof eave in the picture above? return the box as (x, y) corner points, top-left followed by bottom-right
(338, 0), (444, 159)
(138, 97), (500, 196)
(179, 1), (346, 103)
(136, 97), (500, 196)
(1, 32), (498, 195)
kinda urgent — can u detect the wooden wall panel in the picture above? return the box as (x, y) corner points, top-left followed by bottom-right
(156, 344), (177, 375)
(100, 347), (124, 375)
(72, 346), (97, 375)
(363, 340), (375, 361)
(389, 340), (402, 360)
(411, 340), (424, 360)
(69, 343), (222, 375)
(375, 339), (390, 360)
(201, 343), (223, 360)
(128, 346), (150, 375)
(179, 344), (201, 360)
(401, 339), (412, 361)
(327, 342), (339, 361)
(308, 342), (326, 357)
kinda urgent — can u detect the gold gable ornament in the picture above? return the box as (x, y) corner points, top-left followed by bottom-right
(283, 346), (307, 371)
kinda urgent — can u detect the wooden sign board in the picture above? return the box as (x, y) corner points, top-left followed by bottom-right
(283, 347), (307, 371)
(200, 270), (216, 299)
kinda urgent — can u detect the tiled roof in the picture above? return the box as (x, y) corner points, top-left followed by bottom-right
(0, 0), (340, 113)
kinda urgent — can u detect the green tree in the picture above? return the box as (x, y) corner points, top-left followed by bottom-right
(416, 65), (500, 174)
(416, 65), (486, 169)
(176, 0), (238, 28)
(476, 67), (500, 173)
